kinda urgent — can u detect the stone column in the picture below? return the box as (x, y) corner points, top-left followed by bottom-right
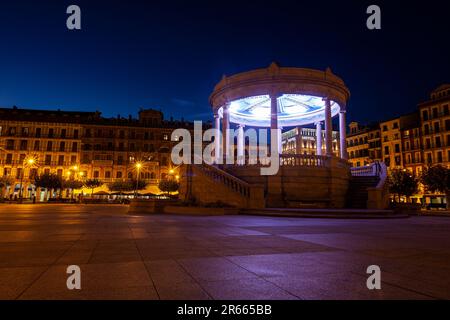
(278, 126), (283, 154)
(339, 110), (348, 159)
(237, 124), (245, 165)
(324, 98), (333, 157)
(214, 113), (221, 163)
(270, 94), (280, 155)
(315, 122), (323, 156)
(222, 103), (230, 162)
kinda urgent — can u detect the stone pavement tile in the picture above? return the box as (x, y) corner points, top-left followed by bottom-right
(88, 240), (142, 264)
(266, 273), (431, 300)
(55, 240), (98, 265)
(280, 233), (384, 251)
(0, 242), (72, 268)
(199, 278), (299, 300)
(207, 247), (284, 257)
(229, 253), (352, 278)
(177, 257), (259, 282)
(79, 232), (134, 240)
(139, 247), (217, 261)
(0, 266), (46, 299)
(20, 285), (158, 300)
(0, 231), (49, 242)
(145, 260), (210, 300)
(19, 261), (156, 299)
(378, 270), (450, 299)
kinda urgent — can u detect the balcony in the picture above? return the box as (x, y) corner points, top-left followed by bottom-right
(91, 160), (114, 166)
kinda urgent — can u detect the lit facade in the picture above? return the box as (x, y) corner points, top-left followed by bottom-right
(281, 127), (339, 157)
(0, 107), (194, 199)
(419, 84), (450, 169)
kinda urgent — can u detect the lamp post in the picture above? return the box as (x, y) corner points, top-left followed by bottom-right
(134, 162), (142, 198)
(19, 157), (35, 203)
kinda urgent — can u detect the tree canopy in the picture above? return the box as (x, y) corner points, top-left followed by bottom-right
(388, 169), (419, 200)
(420, 165), (450, 194)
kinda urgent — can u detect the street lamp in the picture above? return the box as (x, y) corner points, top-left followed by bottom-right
(19, 156), (36, 202)
(134, 162), (142, 198)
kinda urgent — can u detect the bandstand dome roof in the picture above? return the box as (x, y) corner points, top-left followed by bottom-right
(209, 62), (350, 127)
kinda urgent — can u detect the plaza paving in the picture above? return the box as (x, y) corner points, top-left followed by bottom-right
(0, 204), (449, 300)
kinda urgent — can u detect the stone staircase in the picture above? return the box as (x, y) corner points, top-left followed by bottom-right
(346, 176), (380, 208)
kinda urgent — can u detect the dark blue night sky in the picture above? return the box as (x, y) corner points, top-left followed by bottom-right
(0, 0), (449, 125)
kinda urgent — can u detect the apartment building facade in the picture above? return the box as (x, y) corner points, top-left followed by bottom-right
(418, 84), (450, 169)
(0, 107), (195, 199)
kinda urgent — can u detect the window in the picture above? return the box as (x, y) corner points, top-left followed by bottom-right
(6, 154), (13, 165)
(6, 139), (15, 150)
(61, 129), (66, 138)
(72, 142), (78, 152)
(93, 171), (99, 178)
(47, 141), (53, 151)
(116, 171), (122, 179)
(59, 141), (65, 152)
(434, 122), (440, 133)
(444, 105), (449, 116)
(16, 168), (22, 179)
(436, 137), (441, 148)
(105, 171), (111, 179)
(393, 122), (399, 129)
(70, 156), (77, 164)
(426, 139), (431, 149)
(34, 141), (40, 151)
(432, 108), (438, 118)
(446, 119), (450, 131)
(45, 155), (51, 165)
(437, 151), (443, 163)
(8, 127), (16, 135)
(382, 125), (388, 131)
(19, 140), (27, 150)
(58, 155), (64, 166)
(424, 124), (430, 135)
(73, 129), (79, 139)
(427, 153), (432, 164)
(384, 146), (390, 155)
(423, 110), (429, 120)
(48, 128), (54, 138)
(395, 144), (400, 153)
(21, 127), (29, 136)
(35, 128), (41, 137)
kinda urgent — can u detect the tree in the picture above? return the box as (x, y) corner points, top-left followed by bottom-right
(420, 165), (450, 208)
(158, 179), (179, 196)
(34, 173), (63, 199)
(388, 169), (419, 202)
(83, 179), (103, 197)
(107, 181), (133, 193)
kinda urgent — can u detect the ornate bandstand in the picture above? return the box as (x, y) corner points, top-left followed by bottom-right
(209, 62), (350, 161)
(180, 63), (388, 210)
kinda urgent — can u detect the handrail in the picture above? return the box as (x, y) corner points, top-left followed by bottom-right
(193, 162), (252, 198)
(350, 161), (387, 190)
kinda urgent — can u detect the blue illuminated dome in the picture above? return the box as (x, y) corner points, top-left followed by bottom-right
(228, 94), (341, 127)
(210, 63), (350, 128)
